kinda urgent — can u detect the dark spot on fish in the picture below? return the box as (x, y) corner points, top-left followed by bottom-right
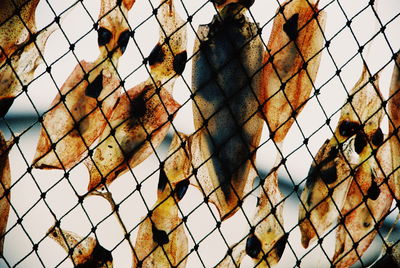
(320, 165), (337, 184)
(114, 167), (125, 179)
(256, 196), (261, 207)
(372, 128), (384, 147)
(306, 143), (338, 188)
(305, 166), (317, 190)
(130, 91), (147, 118)
(85, 72), (103, 98)
(240, 0), (255, 8)
(275, 233), (288, 260)
(173, 51), (187, 75)
(339, 121), (360, 137)
(148, 43), (165, 66)
(354, 133), (367, 154)
(211, 0), (226, 5)
(246, 234), (261, 258)
(283, 13), (299, 41)
(367, 180), (380, 200)
(118, 30), (130, 54)
(326, 146), (339, 163)
(152, 225), (169, 245)
(97, 27), (112, 47)
(0, 97), (14, 118)
(157, 167), (168, 192)
(76, 243), (112, 268)
(306, 191), (313, 207)
(175, 179), (190, 201)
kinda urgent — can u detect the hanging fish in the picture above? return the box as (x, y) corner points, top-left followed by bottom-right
(85, 80), (180, 191)
(211, 0), (255, 12)
(147, 0), (187, 82)
(332, 139), (392, 268)
(0, 23), (59, 118)
(0, 0), (39, 62)
(97, 0), (136, 60)
(191, 2), (264, 220)
(133, 138), (189, 268)
(48, 226), (113, 267)
(389, 53), (400, 201)
(261, 0), (326, 144)
(245, 170), (287, 267)
(0, 0), (61, 117)
(32, 0), (136, 170)
(0, 132), (14, 254)
(162, 132), (191, 185)
(299, 66), (383, 248)
(86, 0), (186, 191)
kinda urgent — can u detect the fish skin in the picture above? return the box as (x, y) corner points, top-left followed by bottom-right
(97, 0), (136, 61)
(162, 132), (191, 186)
(148, 0), (187, 83)
(86, 80), (180, 191)
(0, 23), (58, 99)
(133, 134), (189, 268)
(211, 0), (255, 11)
(389, 53), (400, 201)
(32, 0), (138, 170)
(192, 6), (264, 220)
(0, 0), (58, 116)
(299, 65), (383, 248)
(332, 140), (393, 268)
(0, 0), (39, 63)
(86, 0), (185, 191)
(32, 60), (120, 170)
(48, 226), (113, 267)
(247, 170), (286, 267)
(299, 138), (353, 248)
(261, 0), (326, 144)
(0, 132), (14, 254)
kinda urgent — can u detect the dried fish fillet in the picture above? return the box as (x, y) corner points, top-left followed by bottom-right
(333, 140), (392, 268)
(0, 0), (61, 117)
(147, 0), (187, 82)
(0, 0), (39, 62)
(192, 3), (264, 220)
(97, 0), (135, 62)
(48, 226), (113, 267)
(163, 132), (191, 185)
(299, 66), (383, 248)
(0, 24), (58, 117)
(389, 53), (400, 200)
(133, 151), (189, 268)
(32, 0), (136, 170)
(246, 171), (286, 267)
(86, 80), (179, 191)
(211, 0), (255, 11)
(32, 60), (120, 170)
(0, 132), (14, 254)
(261, 0), (326, 144)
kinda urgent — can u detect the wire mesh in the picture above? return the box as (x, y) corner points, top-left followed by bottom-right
(0, 0), (399, 267)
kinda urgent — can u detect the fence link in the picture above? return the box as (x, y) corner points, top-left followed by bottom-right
(0, 0), (399, 267)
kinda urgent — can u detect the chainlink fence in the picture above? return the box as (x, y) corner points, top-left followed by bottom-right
(0, 0), (400, 267)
